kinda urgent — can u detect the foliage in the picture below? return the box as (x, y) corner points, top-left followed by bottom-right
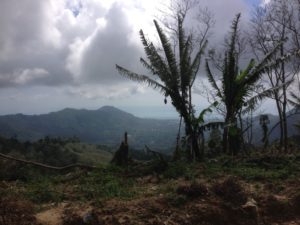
(0, 136), (79, 167)
(74, 166), (136, 200)
(203, 154), (300, 181)
(206, 13), (283, 155)
(0, 106), (179, 150)
(25, 177), (63, 203)
(163, 161), (195, 180)
(207, 127), (222, 155)
(116, 7), (209, 160)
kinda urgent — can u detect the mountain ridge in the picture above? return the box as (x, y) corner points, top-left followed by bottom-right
(0, 106), (298, 149)
(0, 106), (178, 150)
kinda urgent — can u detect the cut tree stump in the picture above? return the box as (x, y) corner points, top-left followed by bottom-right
(111, 132), (129, 166)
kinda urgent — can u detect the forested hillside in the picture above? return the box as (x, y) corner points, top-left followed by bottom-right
(0, 106), (178, 150)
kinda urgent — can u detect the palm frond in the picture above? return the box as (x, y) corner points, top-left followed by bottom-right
(200, 121), (225, 131)
(197, 101), (219, 124)
(139, 30), (171, 84)
(243, 79), (294, 114)
(189, 40), (208, 86)
(229, 13), (241, 55)
(140, 58), (158, 75)
(178, 16), (190, 92)
(116, 65), (168, 94)
(205, 60), (222, 98)
(288, 92), (300, 108)
(154, 20), (179, 81)
(236, 58), (255, 83)
(244, 42), (282, 86)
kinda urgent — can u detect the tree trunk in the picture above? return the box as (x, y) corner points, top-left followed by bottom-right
(275, 93), (284, 148)
(184, 120), (201, 161)
(223, 114), (231, 154)
(281, 41), (288, 153)
(238, 111), (244, 152)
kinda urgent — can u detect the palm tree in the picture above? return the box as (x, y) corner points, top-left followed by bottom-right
(206, 14), (284, 155)
(116, 12), (207, 160)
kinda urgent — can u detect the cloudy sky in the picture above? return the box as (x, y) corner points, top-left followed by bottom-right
(0, 0), (269, 118)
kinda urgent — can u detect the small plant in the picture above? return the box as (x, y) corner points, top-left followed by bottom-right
(163, 161), (194, 179)
(75, 166), (135, 200)
(25, 178), (62, 203)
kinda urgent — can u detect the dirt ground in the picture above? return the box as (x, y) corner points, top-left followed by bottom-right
(33, 176), (300, 225)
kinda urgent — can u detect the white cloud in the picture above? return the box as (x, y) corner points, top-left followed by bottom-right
(0, 0), (254, 115)
(13, 68), (50, 85)
(65, 83), (145, 100)
(261, 0), (271, 5)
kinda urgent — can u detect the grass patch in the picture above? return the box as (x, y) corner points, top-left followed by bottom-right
(24, 177), (64, 203)
(163, 161), (196, 180)
(203, 155), (300, 181)
(73, 165), (136, 201)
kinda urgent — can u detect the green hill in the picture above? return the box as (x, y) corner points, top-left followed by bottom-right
(0, 106), (179, 150)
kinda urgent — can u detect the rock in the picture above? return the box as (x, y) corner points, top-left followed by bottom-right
(242, 198), (259, 221)
(82, 210), (98, 224)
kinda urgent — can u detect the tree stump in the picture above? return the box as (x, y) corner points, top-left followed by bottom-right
(111, 132), (129, 166)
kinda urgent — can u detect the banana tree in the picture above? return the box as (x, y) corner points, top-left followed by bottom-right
(206, 14), (285, 155)
(116, 13), (208, 160)
(175, 101), (224, 160)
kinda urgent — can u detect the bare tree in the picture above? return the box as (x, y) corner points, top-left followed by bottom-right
(249, 0), (300, 152)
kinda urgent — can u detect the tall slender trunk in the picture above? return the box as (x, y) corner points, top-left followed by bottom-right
(183, 114), (201, 161)
(249, 110), (253, 145)
(223, 114), (230, 154)
(238, 111), (244, 152)
(188, 86), (192, 116)
(275, 93), (284, 148)
(282, 75), (288, 153)
(280, 41), (288, 153)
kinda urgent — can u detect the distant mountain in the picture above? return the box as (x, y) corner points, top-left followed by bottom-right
(0, 106), (179, 150)
(0, 106), (298, 150)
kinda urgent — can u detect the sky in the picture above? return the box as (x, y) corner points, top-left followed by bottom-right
(0, 0), (270, 118)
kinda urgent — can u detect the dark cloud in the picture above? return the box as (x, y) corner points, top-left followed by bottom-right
(0, 0), (73, 87)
